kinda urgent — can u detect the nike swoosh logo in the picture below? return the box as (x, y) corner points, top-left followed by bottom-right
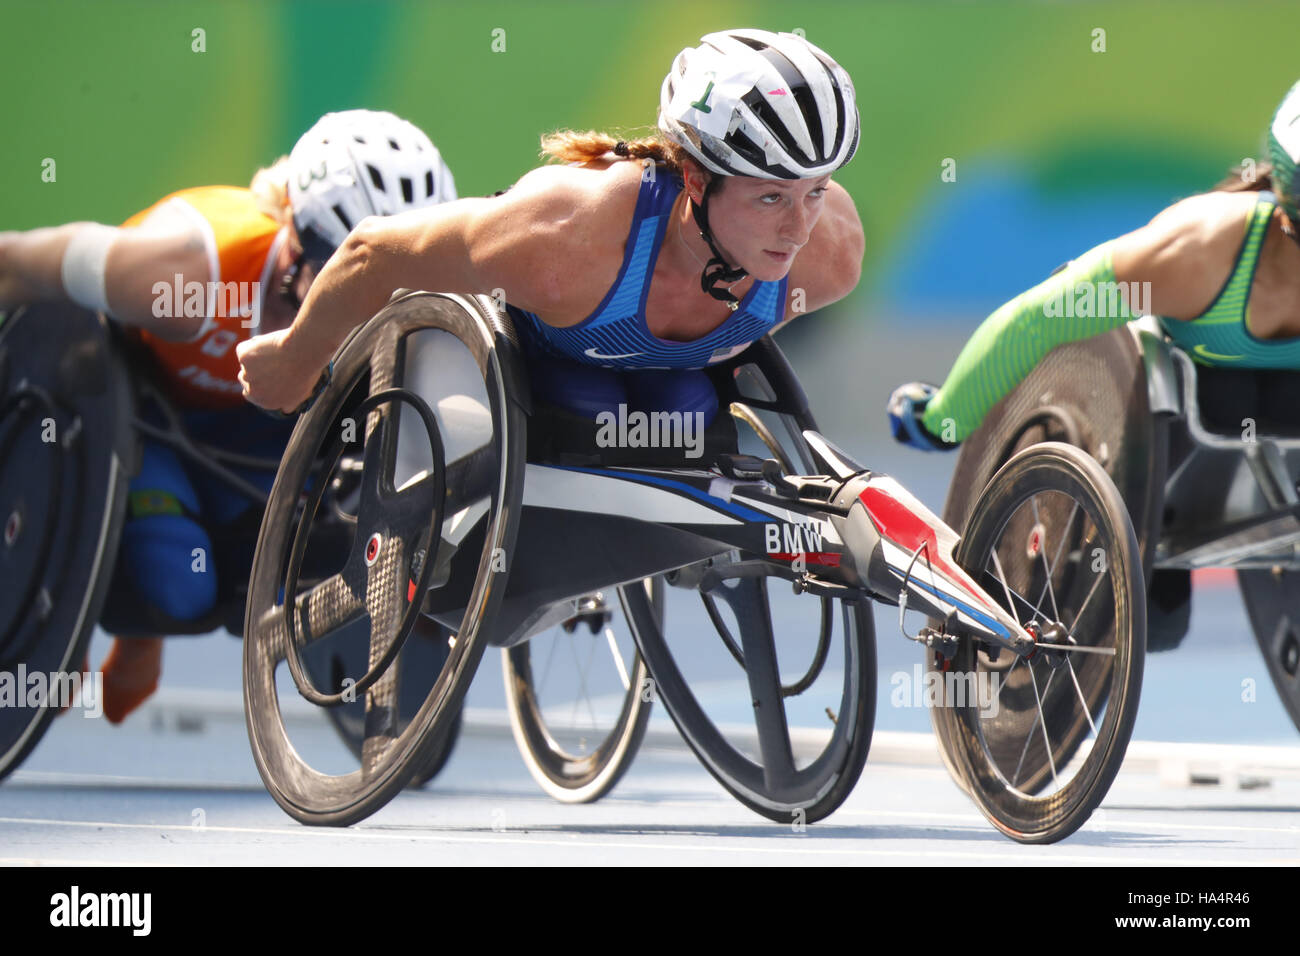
(1193, 344), (1245, 362)
(584, 348), (643, 360)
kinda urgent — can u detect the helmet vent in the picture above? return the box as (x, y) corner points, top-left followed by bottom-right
(331, 204), (353, 231)
(389, 138), (400, 150)
(400, 177), (414, 203)
(741, 89), (810, 169)
(367, 165), (385, 192)
(425, 170), (435, 198)
(353, 134), (366, 144)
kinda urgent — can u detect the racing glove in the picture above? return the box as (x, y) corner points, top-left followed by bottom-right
(887, 382), (958, 452)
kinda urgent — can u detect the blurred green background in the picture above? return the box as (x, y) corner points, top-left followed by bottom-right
(3, 0), (1300, 324)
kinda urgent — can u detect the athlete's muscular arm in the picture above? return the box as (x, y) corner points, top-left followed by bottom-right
(911, 192), (1253, 446)
(1109, 191), (1256, 320)
(781, 181), (864, 322)
(0, 213), (210, 338)
(240, 166), (611, 411)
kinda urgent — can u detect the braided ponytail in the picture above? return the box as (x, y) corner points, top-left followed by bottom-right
(539, 130), (688, 175)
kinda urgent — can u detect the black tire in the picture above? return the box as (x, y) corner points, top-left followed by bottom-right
(243, 293), (526, 826)
(625, 566), (875, 825)
(934, 442), (1145, 843)
(503, 580), (657, 803)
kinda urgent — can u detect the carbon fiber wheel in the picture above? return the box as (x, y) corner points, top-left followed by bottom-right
(243, 293), (526, 826)
(934, 443), (1145, 843)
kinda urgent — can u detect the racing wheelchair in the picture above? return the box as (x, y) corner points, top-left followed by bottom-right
(929, 318), (1300, 820)
(0, 303), (460, 786)
(241, 290), (1146, 843)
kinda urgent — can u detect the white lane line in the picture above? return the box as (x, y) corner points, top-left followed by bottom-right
(0, 817), (1287, 864)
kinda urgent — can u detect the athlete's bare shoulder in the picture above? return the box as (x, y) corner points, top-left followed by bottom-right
(1112, 190), (1261, 320)
(467, 159), (645, 318)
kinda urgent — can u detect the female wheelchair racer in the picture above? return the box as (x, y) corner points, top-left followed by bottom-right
(889, 79), (1300, 743)
(0, 111), (458, 772)
(238, 29), (1146, 842)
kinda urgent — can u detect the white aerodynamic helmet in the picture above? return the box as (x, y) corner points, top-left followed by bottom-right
(658, 28), (859, 180)
(1268, 79), (1300, 224)
(288, 109), (457, 265)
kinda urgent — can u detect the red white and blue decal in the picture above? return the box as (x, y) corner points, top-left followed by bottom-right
(858, 476), (1020, 642)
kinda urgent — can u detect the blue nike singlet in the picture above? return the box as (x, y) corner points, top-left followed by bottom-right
(507, 163), (790, 370)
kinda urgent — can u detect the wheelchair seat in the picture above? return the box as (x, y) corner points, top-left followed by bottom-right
(1190, 363), (1300, 439)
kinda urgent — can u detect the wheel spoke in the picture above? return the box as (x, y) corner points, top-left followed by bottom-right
(1032, 642), (1115, 657)
(605, 626), (632, 692)
(253, 573), (364, 662)
(731, 578), (797, 789)
(564, 629), (595, 730)
(1064, 655), (1099, 736)
(1026, 662), (1060, 789)
(1067, 563), (1108, 634)
(1008, 661), (1059, 787)
(353, 404), (397, 533)
(993, 654), (1024, 704)
(985, 562), (1048, 627)
(361, 654), (401, 781)
(388, 470), (440, 530)
(1044, 500), (1080, 582)
(538, 626), (560, 700)
(1031, 497), (1062, 622)
(579, 632), (601, 729)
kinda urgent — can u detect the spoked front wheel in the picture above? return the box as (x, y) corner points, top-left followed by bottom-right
(934, 442), (1145, 843)
(503, 579), (658, 803)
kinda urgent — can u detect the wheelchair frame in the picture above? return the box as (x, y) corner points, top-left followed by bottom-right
(1135, 317), (1300, 571)
(242, 291), (1144, 841)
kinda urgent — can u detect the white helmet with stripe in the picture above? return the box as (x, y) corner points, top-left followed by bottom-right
(658, 29), (859, 181)
(288, 109), (457, 265)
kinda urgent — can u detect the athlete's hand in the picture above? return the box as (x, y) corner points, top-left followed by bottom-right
(236, 328), (329, 415)
(887, 382), (957, 452)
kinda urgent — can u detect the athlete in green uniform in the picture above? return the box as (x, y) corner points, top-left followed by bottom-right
(889, 79), (1300, 450)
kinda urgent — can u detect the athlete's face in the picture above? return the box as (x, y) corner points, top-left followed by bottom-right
(261, 236), (319, 334)
(694, 172), (832, 282)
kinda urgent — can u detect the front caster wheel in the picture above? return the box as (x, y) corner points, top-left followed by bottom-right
(933, 442), (1145, 844)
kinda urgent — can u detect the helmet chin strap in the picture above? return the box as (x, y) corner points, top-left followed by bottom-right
(690, 177), (747, 311)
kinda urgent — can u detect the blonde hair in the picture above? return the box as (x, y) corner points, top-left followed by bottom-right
(250, 155), (293, 227)
(539, 129), (692, 178)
